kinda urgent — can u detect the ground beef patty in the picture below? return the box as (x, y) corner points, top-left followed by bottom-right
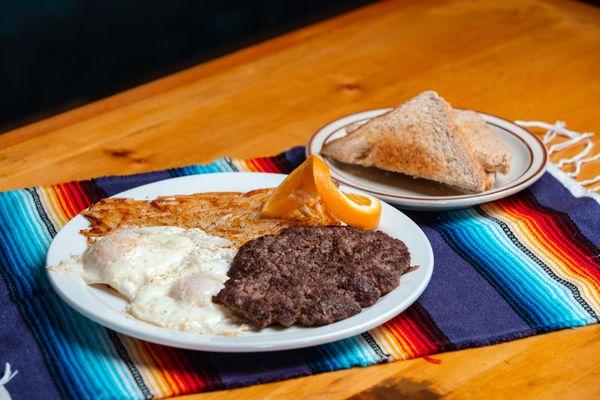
(214, 226), (411, 328)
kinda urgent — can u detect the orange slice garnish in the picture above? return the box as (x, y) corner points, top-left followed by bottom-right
(261, 155), (382, 230)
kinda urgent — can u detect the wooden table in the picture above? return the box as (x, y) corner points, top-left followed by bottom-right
(1, 0), (598, 398)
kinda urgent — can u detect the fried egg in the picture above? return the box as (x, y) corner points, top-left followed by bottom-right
(56, 226), (245, 335)
(129, 262), (244, 335)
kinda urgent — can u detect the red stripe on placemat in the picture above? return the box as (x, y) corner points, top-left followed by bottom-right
(53, 183), (80, 218)
(498, 194), (600, 290)
(381, 303), (450, 358)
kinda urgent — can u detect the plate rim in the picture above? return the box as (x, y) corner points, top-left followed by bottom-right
(306, 109), (547, 208)
(46, 172), (434, 352)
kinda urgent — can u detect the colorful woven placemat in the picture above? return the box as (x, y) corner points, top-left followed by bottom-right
(0, 146), (598, 399)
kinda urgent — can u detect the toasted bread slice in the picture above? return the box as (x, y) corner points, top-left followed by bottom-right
(347, 112), (507, 182)
(454, 110), (511, 174)
(321, 91), (490, 193)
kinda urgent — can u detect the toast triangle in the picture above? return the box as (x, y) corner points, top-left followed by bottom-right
(454, 110), (511, 174)
(321, 91), (490, 193)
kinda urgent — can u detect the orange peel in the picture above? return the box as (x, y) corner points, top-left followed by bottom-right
(261, 155), (381, 230)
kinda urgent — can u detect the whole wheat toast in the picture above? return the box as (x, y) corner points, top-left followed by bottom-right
(321, 91), (491, 193)
(454, 110), (511, 174)
(346, 111), (510, 177)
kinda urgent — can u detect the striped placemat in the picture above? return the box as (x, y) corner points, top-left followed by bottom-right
(0, 146), (598, 399)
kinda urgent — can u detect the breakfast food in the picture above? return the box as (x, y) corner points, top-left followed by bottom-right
(54, 226), (245, 334)
(345, 110), (511, 176)
(214, 226), (411, 328)
(51, 156), (413, 335)
(454, 110), (511, 174)
(81, 189), (337, 247)
(261, 155), (382, 230)
(321, 90), (511, 193)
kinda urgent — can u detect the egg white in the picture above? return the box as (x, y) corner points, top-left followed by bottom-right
(129, 262), (245, 335)
(55, 226), (246, 335)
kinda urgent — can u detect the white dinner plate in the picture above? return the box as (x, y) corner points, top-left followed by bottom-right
(46, 173), (433, 352)
(307, 109), (547, 210)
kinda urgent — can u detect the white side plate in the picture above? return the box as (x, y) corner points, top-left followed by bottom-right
(307, 109), (547, 210)
(46, 173), (434, 352)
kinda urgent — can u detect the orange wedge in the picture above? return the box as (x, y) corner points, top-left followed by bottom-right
(261, 155), (381, 230)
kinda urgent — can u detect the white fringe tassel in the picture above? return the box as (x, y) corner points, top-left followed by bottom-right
(0, 363), (17, 400)
(0, 363), (17, 386)
(515, 120), (599, 193)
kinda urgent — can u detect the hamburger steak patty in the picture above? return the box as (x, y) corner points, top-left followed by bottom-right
(214, 226), (411, 328)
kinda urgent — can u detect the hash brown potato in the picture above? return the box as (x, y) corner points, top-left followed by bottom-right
(81, 189), (337, 247)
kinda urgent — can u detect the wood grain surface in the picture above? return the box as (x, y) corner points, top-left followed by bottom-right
(1, 0), (598, 399)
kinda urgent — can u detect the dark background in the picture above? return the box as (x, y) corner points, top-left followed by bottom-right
(0, 0), (372, 133)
